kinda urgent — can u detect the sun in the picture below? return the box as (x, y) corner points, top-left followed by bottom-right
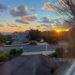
(55, 29), (61, 32)
(55, 29), (69, 33)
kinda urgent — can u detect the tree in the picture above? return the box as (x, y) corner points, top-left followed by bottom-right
(45, 0), (75, 23)
(44, 0), (75, 57)
(0, 33), (4, 46)
(3, 35), (13, 44)
(0, 51), (8, 62)
(42, 31), (58, 44)
(9, 48), (17, 56)
(29, 29), (42, 41)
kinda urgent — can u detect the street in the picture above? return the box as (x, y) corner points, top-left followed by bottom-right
(0, 44), (57, 53)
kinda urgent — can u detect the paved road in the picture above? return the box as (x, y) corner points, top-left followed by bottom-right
(0, 44), (57, 53)
(0, 55), (68, 75)
(0, 55), (51, 75)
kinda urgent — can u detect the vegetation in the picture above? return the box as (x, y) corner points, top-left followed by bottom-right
(0, 34), (4, 46)
(9, 48), (23, 56)
(28, 29), (42, 42)
(0, 48), (23, 63)
(48, 47), (64, 58)
(29, 40), (37, 45)
(0, 34), (13, 45)
(17, 49), (23, 55)
(0, 51), (8, 62)
(3, 35), (13, 45)
(9, 48), (17, 56)
(28, 30), (61, 44)
(53, 47), (64, 58)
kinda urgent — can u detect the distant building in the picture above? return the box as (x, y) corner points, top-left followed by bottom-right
(12, 30), (29, 44)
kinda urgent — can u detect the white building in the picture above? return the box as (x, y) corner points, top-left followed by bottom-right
(12, 30), (29, 44)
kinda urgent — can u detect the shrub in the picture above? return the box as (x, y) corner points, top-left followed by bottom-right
(9, 48), (17, 56)
(29, 41), (37, 45)
(55, 47), (64, 58)
(0, 51), (8, 62)
(17, 49), (23, 55)
(9, 48), (23, 57)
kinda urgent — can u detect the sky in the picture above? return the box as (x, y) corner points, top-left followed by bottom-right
(0, 0), (72, 32)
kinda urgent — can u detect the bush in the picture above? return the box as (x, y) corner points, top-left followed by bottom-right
(0, 48), (23, 62)
(29, 41), (37, 45)
(55, 47), (64, 58)
(9, 48), (23, 57)
(9, 48), (17, 56)
(17, 49), (23, 55)
(0, 51), (8, 62)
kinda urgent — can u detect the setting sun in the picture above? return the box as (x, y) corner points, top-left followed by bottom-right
(55, 29), (61, 32)
(55, 29), (69, 33)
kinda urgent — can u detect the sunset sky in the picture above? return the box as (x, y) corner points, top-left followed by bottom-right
(0, 0), (73, 32)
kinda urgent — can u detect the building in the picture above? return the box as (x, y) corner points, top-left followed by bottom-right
(12, 30), (29, 44)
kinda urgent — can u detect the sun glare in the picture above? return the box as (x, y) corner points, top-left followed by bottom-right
(56, 29), (61, 32)
(55, 29), (69, 33)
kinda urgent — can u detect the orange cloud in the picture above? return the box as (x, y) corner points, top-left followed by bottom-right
(43, 2), (69, 12)
(44, 3), (61, 10)
(24, 5), (28, 12)
(11, 5), (28, 17)
(0, 25), (30, 32)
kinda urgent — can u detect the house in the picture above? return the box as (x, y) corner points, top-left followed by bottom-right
(12, 30), (29, 44)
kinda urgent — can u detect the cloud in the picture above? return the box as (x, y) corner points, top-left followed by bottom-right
(7, 23), (18, 27)
(16, 15), (38, 24)
(40, 17), (52, 23)
(11, 5), (28, 17)
(30, 7), (35, 12)
(0, 4), (9, 12)
(41, 24), (50, 28)
(22, 15), (38, 21)
(16, 19), (30, 24)
(43, 2), (61, 11)
(24, 5), (28, 12)
(0, 24), (4, 27)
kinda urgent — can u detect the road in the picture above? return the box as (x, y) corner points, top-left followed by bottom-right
(0, 55), (65, 75)
(0, 44), (57, 53)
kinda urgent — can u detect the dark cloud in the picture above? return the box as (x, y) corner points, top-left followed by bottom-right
(16, 15), (38, 24)
(16, 19), (30, 24)
(0, 4), (9, 12)
(10, 5), (28, 17)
